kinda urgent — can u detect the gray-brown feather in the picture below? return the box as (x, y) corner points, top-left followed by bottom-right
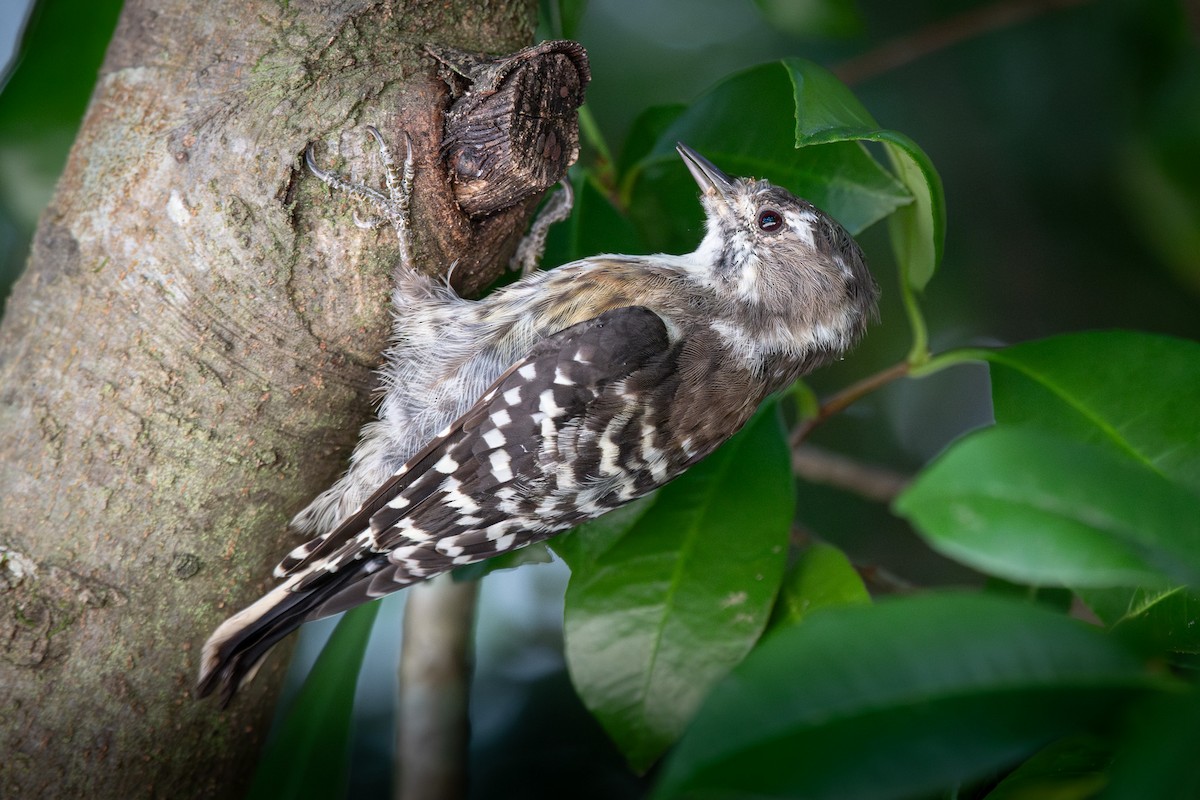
(198, 148), (879, 703)
(283, 307), (673, 590)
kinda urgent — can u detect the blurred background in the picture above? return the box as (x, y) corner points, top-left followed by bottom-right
(2, 0), (1197, 796)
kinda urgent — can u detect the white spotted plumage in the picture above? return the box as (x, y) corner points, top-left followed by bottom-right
(197, 139), (878, 705)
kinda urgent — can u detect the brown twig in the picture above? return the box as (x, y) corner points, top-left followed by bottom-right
(791, 360), (910, 446)
(833, 0), (1094, 85)
(856, 564), (920, 595)
(396, 576), (480, 800)
(792, 443), (910, 503)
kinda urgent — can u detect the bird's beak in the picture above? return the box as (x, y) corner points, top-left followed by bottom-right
(677, 143), (734, 203)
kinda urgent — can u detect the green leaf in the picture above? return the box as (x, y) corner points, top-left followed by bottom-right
(895, 427), (1200, 588)
(986, 331), (1200, 494)
(1101, 687), (1200, 799)
(788, 56), (878, 137)
(1078, 585), (1200, 655)
(786, 58), (945, 291)
(623, 61), (911, 253)
(984, 736), (1111, 800)
(245, 603), (381, 800)
(552, 493), (657, 567)
(901, 333), (1200, 590)
(560, 405), (795, 771)
(652, 593), (1167, 800)
(769, 542), (869, 628)
(881, 134), (942, 292)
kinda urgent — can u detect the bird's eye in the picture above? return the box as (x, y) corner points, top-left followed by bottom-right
(757, 208), (784, 233)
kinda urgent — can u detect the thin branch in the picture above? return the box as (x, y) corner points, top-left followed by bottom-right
(857, 564), (919, 595)
(833, 0), (1094, 86)
(790, 360), (910, 446)
(792, 443), (910, 503)
(396, 576), (480, 800)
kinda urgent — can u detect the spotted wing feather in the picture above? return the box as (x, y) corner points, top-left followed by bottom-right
(294, 305), (671, 587)
(197, 306), (673, 702)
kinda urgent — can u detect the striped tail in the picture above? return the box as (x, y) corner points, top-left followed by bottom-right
(196, 556), (390, 706)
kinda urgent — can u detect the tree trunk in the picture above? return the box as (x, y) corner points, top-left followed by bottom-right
(0, 1), (537, 796)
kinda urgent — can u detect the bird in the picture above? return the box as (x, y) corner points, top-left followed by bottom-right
(196, 128), (879, 705)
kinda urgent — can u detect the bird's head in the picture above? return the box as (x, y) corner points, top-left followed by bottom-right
(677, 143), (880, 363)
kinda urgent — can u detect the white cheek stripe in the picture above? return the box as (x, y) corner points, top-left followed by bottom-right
(784, 209), (817, 248)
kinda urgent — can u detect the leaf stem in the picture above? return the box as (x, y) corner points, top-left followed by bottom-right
(578, 104), (619, 203)
(908, 346), (995, 377)
(579, 104), (612, 163)
(900, 273), (930, 367)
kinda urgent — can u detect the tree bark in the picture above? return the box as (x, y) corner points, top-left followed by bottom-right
(0, 1), (537, 796)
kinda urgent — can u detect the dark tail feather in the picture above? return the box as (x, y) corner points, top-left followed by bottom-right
(196, 562), (375, 706)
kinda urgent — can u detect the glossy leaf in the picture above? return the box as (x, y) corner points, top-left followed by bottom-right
(653, 593), (1166, 800)
(617, 102), (686, 180)
(785, 58), (945, 290)
(984, 736), (1111, 800)
(559, 406), (794, 771)
(1078, 585), (1200, 655)
(900, 333), (1200, 589)
(623, 61), (911, 254)
(895, 427), (1200, 588)
(987, 331), (1200, 494)
(246, 602), (381, 800)
(769, 542), (869, 628)
(553, 493), (656, 568)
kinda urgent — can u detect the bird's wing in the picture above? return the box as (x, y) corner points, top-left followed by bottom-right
(198, 305), (678, 703)
(276, 304), (674, 590)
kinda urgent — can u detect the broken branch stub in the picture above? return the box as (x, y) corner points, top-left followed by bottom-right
(429, 40), (590, 218)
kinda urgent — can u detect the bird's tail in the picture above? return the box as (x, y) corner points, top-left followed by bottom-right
(196, 562), (372, 706)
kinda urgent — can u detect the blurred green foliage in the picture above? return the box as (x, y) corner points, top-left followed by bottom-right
(653, 593), (1172, 800)
(247, 603), (380, 800)
(5, 0), (1200, 798)
(0, 0), (121, 296)
(556, 404), (795, 771)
